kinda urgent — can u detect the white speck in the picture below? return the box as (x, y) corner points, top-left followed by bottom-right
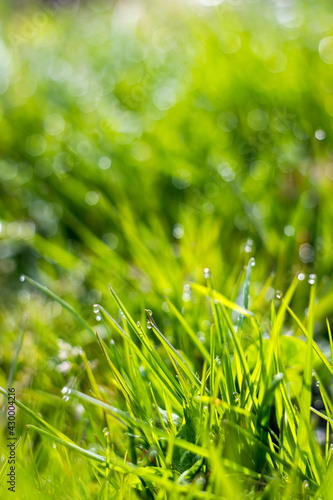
(284, 225), (295, 237)
(315, 129), (326, 140)
(56, 361), (71, 374)
(299, 243), (315, 264)
(203, 268), (210, 279)
(85, 191), (99, 205)
(308, 274), (317, 285)
(98, 156), (111, 170)
(173, 224), (184, 239)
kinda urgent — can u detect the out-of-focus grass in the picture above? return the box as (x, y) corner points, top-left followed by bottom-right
(0, 0), (333, 498)
(1, 0), (333, 308)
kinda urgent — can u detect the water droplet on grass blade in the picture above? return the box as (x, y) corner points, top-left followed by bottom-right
(19, 275), (25, 282)
(297, 272), (306, 281)
(203, 268), (210, 279)
(96, 315), (101, 322)
(275, 290), (283, 299)
(232, 392), (240, 402)
(303, 480), (309, 490)
(250, 258), (256, 267)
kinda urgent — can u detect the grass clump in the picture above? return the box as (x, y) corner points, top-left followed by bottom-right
(2, 262), (332, 499)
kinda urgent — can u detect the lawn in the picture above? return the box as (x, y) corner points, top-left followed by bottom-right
(0, 0), (333, 498)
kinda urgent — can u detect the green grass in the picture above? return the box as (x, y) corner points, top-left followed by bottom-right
(1, 263), (333, 498)
(1, 0), (333, 498)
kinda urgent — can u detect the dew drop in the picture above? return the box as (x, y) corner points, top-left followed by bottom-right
(315, 129), (325, 141)
(308, 273), (317, 285)
(316, 381), (320, 387)
(147, 320), (152, 329)
(232, 392), (240, 402)
(275, 290), (283, 299)
(96, 315), (102, 322)
(244, 238), (253, 253)
(203, 268), (210, 279)
(250, 257), (256, 267)
(284, 225), (295, 237)
(298, 272), (306, 281)
(146, 309), (153, 315)
(19, 275), (25, 282)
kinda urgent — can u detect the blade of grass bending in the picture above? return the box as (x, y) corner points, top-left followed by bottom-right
(285, 304), (333, 376)
(98, 304), (183, 408)
(310, 407), (333, 425)
(166, 298), (210, 362)
(21, 275), (96, 339)
(96, 332), (136, 409)
(189, 283), (253, 318)
(71, 390), (211, 459)
(108, 285), (143, 339)
(28, 425), (217, 498)
(223, 419), (290, 471)
(107, 291), (184, 403)
(0, 387), (75, 443)
(146, 310), (202, 389)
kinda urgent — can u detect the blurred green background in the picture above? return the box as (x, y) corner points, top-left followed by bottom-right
(1, 0), (333, 305)
(0, 0), (333, 495)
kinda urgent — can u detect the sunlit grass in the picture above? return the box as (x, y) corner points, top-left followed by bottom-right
(1, 263), (332, 498)
(1, 0), (333, 498)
